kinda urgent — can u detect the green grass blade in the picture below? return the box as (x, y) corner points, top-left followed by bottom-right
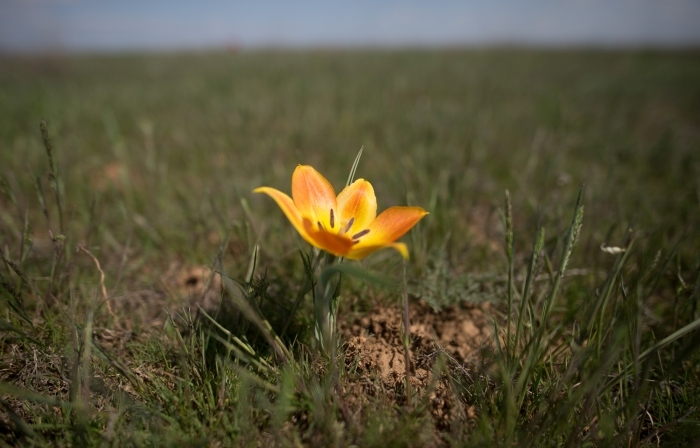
(345, 146), (364, 187)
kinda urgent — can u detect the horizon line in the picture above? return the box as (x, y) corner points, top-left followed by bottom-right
(3, 40), (700, 57)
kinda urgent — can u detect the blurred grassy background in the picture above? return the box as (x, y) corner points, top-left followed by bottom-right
(2, 50), (698, 268)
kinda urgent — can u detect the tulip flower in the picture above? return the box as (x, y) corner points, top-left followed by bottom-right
(254, 165), (427, 259)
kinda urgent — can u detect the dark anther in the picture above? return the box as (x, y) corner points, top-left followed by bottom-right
(345, 217), (355, 233)
(351, 229), (370, 240)
(317, 221), (324, 230)
(330, 209), (335, 228)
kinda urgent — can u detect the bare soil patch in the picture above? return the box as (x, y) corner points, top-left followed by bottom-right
(341, 300), (492, 429)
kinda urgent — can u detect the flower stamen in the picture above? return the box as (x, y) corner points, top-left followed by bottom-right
(345, 217), (355, 233)
(351, 229), (370, 240)
(330, 209), (335, 229)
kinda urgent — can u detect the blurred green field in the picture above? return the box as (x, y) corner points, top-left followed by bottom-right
(1, 50), (699, 446)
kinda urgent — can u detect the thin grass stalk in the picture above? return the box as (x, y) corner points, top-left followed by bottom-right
(500, 356), (517, 444)
(0, 175), (20, 220)
(504, 190), (515, 362)
(81, 308), (94, 408)
(643, 237), (682, 303)
(345, 146), (364, 187)
(40, 119), (64, 235)
(2, 255), (26, 297)
(515, 226), (545, 356)
(70, 304), (94, 446)
(690, 257), (700, 321)
(245, 243), (258, 285)
(594, 233), (634, 354)
(541, 186), (585, 327)
(632, 282), (644, 392)
(46, 236), (62, 304)
(32, 171), (50, 230)
(402, 259), (412, 407)
(19, 209), (30, 266)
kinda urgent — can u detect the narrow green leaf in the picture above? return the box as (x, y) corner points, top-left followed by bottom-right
(345, 146), (364, 187)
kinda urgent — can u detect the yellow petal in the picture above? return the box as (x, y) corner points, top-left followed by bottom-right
(291, 165), (338, 231)
(351, 206), (428, 255)
(346, 242), (409, 260)
(336, 179), (377, 235)
(302, 219), (355, 256)
(253, 186), (314, 244)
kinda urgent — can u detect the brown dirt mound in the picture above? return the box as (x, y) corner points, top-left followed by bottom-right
(342, 300), (492, 380)
(340, 300), (492, 429)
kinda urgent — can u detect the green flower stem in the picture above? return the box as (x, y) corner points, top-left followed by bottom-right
(314, 252), (341, 353)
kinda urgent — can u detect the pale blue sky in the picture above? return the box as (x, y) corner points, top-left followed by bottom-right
(2, 0), (700, 52)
